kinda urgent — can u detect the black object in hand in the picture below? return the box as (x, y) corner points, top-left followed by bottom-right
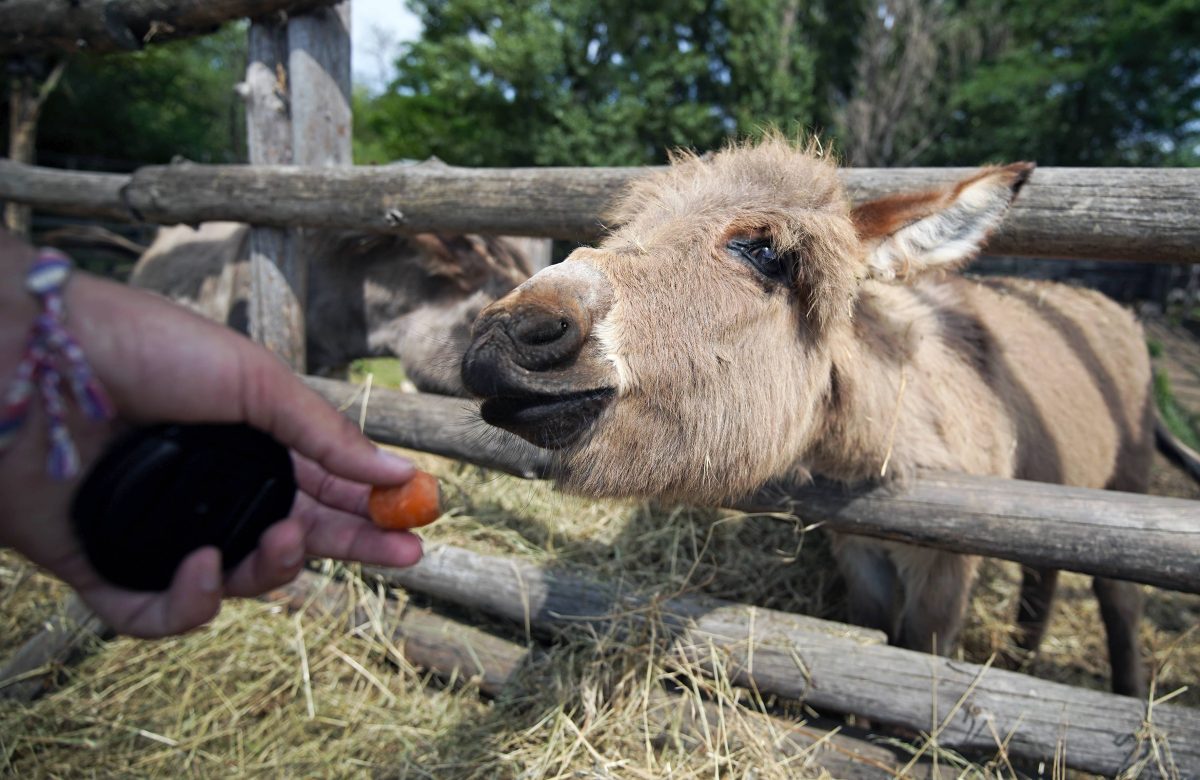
(71, 423), (297, 592)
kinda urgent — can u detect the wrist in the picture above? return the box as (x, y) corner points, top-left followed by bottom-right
(0, 236), (120, 549)
(2, 243), (116, 473)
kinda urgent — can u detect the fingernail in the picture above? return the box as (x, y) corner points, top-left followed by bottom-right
(376, 448), (415, 479)
(282, 548), (305, 568)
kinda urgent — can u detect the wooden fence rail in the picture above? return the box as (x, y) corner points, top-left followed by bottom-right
(1, 159), (1197, 262)
(0, 0), (341, 57)
(304, 377), (1200, 594)
(370, 544), (1200, 777)
(276, 571), (926, 779)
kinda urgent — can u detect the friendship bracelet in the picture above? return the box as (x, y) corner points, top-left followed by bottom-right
(0, 249), (114, 479)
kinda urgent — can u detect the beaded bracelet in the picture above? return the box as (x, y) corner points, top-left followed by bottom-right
(0, 249), (114, 479)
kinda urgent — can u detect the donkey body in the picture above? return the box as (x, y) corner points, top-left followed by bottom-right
(131, 223), (536, 394)
(462, 138), (1153, 695)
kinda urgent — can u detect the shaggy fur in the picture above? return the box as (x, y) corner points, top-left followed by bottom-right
(465, 136), (1154, 694)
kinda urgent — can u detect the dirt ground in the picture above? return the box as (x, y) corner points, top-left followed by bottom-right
(1150, 449), (1200, 500)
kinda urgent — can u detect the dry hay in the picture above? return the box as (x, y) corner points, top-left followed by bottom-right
(1, 445), (1197, 778)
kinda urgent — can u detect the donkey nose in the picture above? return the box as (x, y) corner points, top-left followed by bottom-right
(463, 259), (613, 400)
(505, 302), (586, 371)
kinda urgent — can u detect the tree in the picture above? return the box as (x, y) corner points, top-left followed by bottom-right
(834, 0), (1009, 166)
(926, 0), (1200, 166)
(357, 0), (843, 167)
(31, 24), (248, 170)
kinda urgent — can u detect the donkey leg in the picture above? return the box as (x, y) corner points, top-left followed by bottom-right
(1010, 566), (1060, 659)
(832, 536), (900, 640)
(1093, 577), (1145, 697)
(895, 550), (980, 655)
(1096, 447), (1149, 698)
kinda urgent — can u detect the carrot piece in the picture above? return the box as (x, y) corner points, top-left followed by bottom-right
(368, 471), (443, 530)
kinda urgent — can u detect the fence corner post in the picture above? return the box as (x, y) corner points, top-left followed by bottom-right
(243, 13), (306, 371)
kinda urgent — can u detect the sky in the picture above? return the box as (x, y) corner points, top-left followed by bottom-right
(350, 1), (423, 92)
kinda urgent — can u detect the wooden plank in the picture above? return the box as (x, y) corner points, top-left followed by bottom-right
(4, 59), (67, 237)
(2, 160), (1195, 262)
(39, 224), (146, 257)
(277, 570), (927, 779)
(247, 0), (352, 371)
(243, 16), (305, 369)
(287, 2), (352, 168)
(0, 161), (128, 221)
(366, 544), (1200, 777)
(366, 545), (885, 650)
(302, 376), (555, 479)
(303, 379), (1200, 594)
(742, 473), (1200, 594)
(242, 22), (294, 170)
(0, 596), (108, 702)
(120, 163), (1200, 263)
(0, 0), (340, 56)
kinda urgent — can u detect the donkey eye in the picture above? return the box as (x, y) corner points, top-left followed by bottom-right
(728, 238), (787, 282)
(748, 244), (779, 269)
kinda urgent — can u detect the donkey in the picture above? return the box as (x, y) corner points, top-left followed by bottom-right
(461, 137), (1153, 696)
(131, 223), (538, 394)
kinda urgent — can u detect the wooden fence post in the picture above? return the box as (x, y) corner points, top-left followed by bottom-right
(4, 58), (65, 238)
(287, 2), (352, 169)
(241, 1), (350, 371)
(274, 0), (351, 370)
(242, 15), (305, 369)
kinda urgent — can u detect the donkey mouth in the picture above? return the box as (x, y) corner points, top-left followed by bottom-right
(480, 389), (613, 449)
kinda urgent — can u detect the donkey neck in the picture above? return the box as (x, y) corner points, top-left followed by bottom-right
(801, 285), (939, 484)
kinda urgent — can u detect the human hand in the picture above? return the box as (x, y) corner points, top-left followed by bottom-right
(0, 231), (423, 637)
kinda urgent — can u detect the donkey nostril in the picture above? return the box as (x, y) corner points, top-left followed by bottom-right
(501, 306), (587, 372)
(516, 315), (572, 347)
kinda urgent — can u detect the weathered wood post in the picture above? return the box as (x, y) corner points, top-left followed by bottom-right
(241, 1), (351, 371)
(4, 57), (66, 238)
(287, 4), (353, 169)
(241, 15), (303, 368)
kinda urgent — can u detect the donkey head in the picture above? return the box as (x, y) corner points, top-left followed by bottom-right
(462, 137), (1031, 501)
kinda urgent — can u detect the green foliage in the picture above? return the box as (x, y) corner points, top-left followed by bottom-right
(357, 0), (856, 166)
(349, 357), (411, 389)
(354, 0), (1197, 169)
(9, 2), (1195, 172)
(1155, 368), (1200, 451)
(926, 0), (1200, 166)
(36, 24), (248, 169)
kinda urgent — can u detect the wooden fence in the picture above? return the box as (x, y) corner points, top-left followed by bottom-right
(302, 377), (1200, 594)
(0, 0), (341, 56)
(3, 1), (1200, 775)
(2, 158), (1199, 262)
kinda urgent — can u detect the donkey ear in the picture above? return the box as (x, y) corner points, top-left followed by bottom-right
(851, 162), (1034, 280)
